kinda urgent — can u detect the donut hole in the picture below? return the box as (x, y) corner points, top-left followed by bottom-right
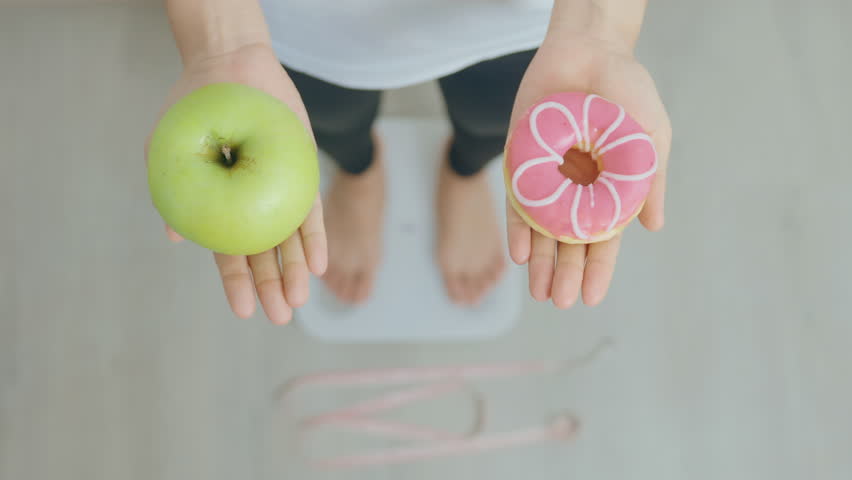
(559, 148), (600, 186)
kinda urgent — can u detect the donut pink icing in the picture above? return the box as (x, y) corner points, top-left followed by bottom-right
(504, 92), (657, 243)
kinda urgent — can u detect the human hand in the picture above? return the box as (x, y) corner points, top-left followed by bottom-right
(507, 28), (672, 309)
(145, 44), (326, 324)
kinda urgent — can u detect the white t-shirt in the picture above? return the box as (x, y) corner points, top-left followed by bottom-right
(260, 0), (552, 90)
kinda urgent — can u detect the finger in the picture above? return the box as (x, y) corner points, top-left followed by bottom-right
(582, 234), (622, 306)
(214, 253), (255, 319)
(247, 248), (293, 325)
(528, 232), (556, 301)
(639, 167), (667, 231)
(280, 233), (311, 308)
(552, 243), (586, 309)
(300, 195), (328, 276)
(165, 224), (184, 243)
(506, 197), (532, 264)
(640, 114), (672, 232)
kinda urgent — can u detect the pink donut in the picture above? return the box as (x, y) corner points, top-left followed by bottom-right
(504, 92), (657, 244)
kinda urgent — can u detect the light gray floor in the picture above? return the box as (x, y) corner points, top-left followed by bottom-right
(1, 2), (851, 479)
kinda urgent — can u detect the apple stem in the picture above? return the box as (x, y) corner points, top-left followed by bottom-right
(221, 145), (232, 164)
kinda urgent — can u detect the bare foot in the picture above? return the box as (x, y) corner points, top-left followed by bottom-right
(322, 139), (384, 304)
(437, 150), (506, 306)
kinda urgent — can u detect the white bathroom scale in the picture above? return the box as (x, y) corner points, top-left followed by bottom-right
(296, 116), (524, 343)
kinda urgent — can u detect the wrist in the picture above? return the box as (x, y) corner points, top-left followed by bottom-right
(167, 0), (273, 67)
(547, 0), (646, 54)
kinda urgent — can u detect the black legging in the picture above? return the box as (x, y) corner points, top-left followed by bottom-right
(285, 49), (536, 176)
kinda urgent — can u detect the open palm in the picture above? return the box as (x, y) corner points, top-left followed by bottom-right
(145, 44), (326, 324)
(507, 35), (672, 308)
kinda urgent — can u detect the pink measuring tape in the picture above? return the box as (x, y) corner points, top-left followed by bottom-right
(277, 337), (612, 470)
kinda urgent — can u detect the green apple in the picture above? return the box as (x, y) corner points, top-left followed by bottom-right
(147, 82), (318, 256)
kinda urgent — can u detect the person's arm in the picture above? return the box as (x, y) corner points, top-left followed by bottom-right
(507, 0), (671, 308)
(148, 1), (327, 325)
(548, 0), (647, 52)
(166, 0), (273, 66)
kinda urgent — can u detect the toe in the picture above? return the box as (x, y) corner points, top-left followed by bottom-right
(325, 269), (355, 304)
(491, 253), (507, 283)
(360, 272), (376, 303)
(459, 275), (477, 305)
(444, 271), (464, 304)
(471, 270), (492, 305)
(466, 274), (484, 305)
(351, 271), (373, 305)
(339, 273), (358, 303)
(322, 269), (340, 294)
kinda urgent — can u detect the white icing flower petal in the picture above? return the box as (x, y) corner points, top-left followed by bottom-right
(596, 176), (622, 232)
(592, 104), (625, 153)
(511, 156), (573, 207)
(511, 100), (586, 209)
(582, 94), (601, 151)
(530, 101), (582, 157)
(598, 133), (658, 182)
